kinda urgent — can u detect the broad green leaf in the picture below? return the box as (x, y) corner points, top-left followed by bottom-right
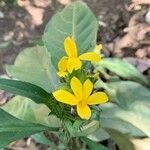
(32, 133), (65, 150)
(88, 117), (145, 142)
(105, 129), (134, 150)
(101, 81), (150, 137)
(32, 133), (59, 149)
(90, 81), (150, 142)
(0, 78), (51, 106)
(101, 117), (145, 137)
(77, 120), (100, 137)
(6, 46), (60, 92)
(81, 137), (110, 150)
(66, 120), (100, 137)
(2, 96), (61, 128)
(107, 81), (150, 107)
(32, 38), (44, 46)
(0, 108), (58, 149)
(88, 128), (110, 142)
(95, 58), (148, 84)
(43, 1), (98, 67)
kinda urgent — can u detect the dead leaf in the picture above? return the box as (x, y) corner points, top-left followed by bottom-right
(112, 11), (150, 55)
(129, 0), (150, 10)
(17, 0), (50, 26)
(135, 47), (149, 59)
(132, 0), (150, 5)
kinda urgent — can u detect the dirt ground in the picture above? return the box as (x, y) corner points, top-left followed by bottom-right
(0, 0), (150, 149)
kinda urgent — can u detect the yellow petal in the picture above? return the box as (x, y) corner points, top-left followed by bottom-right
(53, 90), (78, 106)
(83, 79), (93, 100)
(79, 52), (101, 62)
(67, 58), (81, 73)
(87, 92), (108, 105)
(94, 44), (103, 53)
(57, 71), (68, 77)
(64, 37), (77, 57)
(58, 56), (68, 72)
(77, 103), (91, 120)
(71, 77), (82, 99)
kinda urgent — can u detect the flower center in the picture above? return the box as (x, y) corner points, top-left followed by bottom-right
(78, 100), (86, 106)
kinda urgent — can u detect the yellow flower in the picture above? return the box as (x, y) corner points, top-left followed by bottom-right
(94, 44), (103, 53)
(57, 37), (101, 77)
(53, 77), (108, 120)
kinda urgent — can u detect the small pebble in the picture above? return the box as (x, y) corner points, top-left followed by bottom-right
(134, 5), (141, 10)
(145, 11), (150, 24)
(0, 11), (4, 18)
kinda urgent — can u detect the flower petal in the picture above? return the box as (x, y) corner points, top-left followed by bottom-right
(83, 79), (93, 100)
(77, 103), (91, 120)
(67, 58), (81, 73)
(79, 52), (101, 62)
(64, 37), (77, 57)
(58, 56), (68, 72)
(71, 77), (82, 99)
(57, 71), (68, 77)
(53, 90), (78, 106)
(87, 92), (108, 105)
(94, 44), (103, 53)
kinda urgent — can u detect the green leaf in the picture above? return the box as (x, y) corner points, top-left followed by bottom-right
(107, 81), (150, 107)
(32, 133), (65, 150)
(88, 128), (110, 142)
(2, 96), (61, 128)
(101, 81), (150, 137)
(77, 120), (100, 137)
(0, 108), (58, 149)
(43, 1), (98, 67)
(101, 117), (145, 137)
(0, 78), (52, 106)
(32, 133), (58, 148)
(81, 137), (110, 150)
(91, 81), (150, 142)
(6, 46), (60, 92)
(88, 118), (145, 142)
(32, 38), (44, 46)
(95, 58), (148, 84)
(64, 120), (100, 138)
(105, 129), (134, 150)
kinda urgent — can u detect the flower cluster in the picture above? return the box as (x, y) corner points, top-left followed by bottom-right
(57, 37), (100, 77)
(53, 36), (108, 120)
